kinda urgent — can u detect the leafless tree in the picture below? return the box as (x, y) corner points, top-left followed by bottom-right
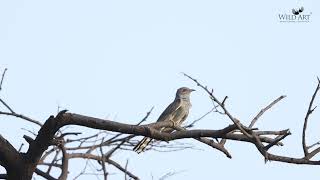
(0, 68), (320, 180)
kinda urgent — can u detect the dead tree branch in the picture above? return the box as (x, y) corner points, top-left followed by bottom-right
(183, 73), (320, 165)
(249, 95), (286, 128)
(302, 77), (320, 157)
(0, 68), (7, 92)
(1, 71), (320, 180)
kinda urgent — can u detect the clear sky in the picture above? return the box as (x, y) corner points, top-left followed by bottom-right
(0, 0), (319, 179)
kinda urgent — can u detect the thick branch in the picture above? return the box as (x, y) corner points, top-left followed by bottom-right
(22, 110), (237, 178)
(61, 113), (238, 141)
(0, 135), (22, 169)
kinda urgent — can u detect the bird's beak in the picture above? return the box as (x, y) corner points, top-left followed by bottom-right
(190, 89), (196, 92)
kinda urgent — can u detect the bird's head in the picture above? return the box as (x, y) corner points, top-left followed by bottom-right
(176, 87), (195, 99)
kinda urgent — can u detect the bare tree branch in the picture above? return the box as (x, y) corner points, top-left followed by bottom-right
(264, 130), (291, 150)
(1, 72), (320, 180)
(68, 153), (139, 180)
(249, 95), (286, 128)
(302, 77), (320, 157)
(124, 159), (128, 180)
(0, 135), (22, 170)
(58, 144), (68, 180)
(0, 68), (7, 92)
(0, 110), (42, 127)
(99, 138), (108, 180)
(184, 74), (320, 165)
(182, 73), (252, 138)
(184, 107), (215, 128)
(34, 168), (57, 180)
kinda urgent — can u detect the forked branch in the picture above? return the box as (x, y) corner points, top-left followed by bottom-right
(1, 70), (320, 180)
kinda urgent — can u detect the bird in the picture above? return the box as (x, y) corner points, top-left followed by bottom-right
(133, 87), (195, 153)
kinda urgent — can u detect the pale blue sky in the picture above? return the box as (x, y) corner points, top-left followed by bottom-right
(0, 0), (320, 179)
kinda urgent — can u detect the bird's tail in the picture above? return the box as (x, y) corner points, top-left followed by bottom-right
(133, 137), (153, 154)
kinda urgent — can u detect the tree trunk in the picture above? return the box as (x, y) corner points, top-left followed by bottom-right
(6, 161), (36, 180)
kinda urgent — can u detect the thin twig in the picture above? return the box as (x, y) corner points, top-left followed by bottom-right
(0, 99), (15, 113)
(107, 159), (139, 180)
(174, 125), (232, 158)
(99, 138), (108, 180)
(18, 143), (24, 152)
(0, 111), (43, 126)
(222, 96), (228, 107)
(307, 141), (320, 150)
(159, 170), (185, 180)
(185, 108), (215, 128)
(124, 159), (129, 180)
(249, 95), (286, 128)
(0, 68), (7, 92)
(183, 73), (251, 138)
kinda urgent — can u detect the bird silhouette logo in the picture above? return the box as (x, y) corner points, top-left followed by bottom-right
(292, 7), (304, 15)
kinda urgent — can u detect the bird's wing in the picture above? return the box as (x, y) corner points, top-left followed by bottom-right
(174, 109), (189, 125)
(156, 98), (181, 122)
(170, 105), (189, 123)
(160, 104), (189, 133)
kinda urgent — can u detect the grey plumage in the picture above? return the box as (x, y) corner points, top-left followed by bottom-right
(133, 87), (195, 153)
